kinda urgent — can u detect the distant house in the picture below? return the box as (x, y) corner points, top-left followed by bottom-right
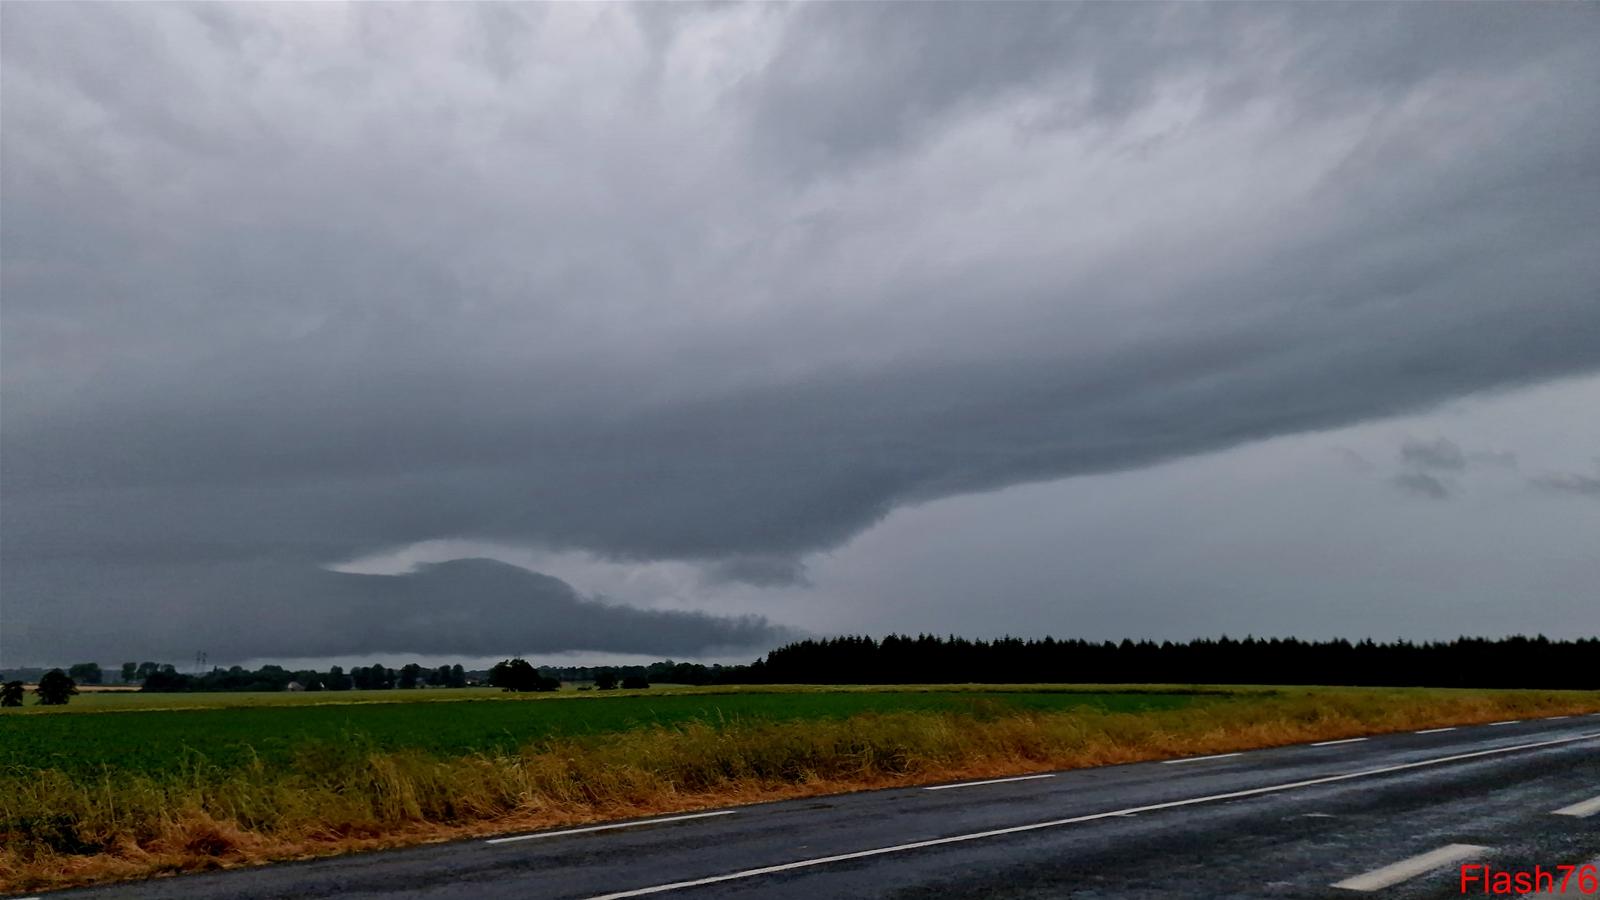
(285, 681), (305, 692)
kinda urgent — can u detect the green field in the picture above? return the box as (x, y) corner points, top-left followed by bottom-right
(1, 687), (1207, 777)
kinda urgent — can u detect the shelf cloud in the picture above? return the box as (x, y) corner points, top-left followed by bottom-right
(3, 3), (1597, 663)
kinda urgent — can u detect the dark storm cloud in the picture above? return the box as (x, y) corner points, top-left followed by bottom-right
(5, 557), (792, 663)
(3, 3), (1598, 662)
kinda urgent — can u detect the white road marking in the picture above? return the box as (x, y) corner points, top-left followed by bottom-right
(486, 811), (736, 845)
(1302, 812), (1335, 818)
(1161, 752), (1243, 765)
(924, 773), (1055, 791)
(1311, 737), (1369, 747)
(580, 731), (1599, 900)
(1551, 794), (1600, 818)
(1331, 843), (1489, 892)
(1544, 716), (1571, 721)
(1490, 720), (1520, 726)
(1414, 727), (1457, 734)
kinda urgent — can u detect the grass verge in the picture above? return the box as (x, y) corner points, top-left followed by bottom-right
(2, 686), (1596, 892)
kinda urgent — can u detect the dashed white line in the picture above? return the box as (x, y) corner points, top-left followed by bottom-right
(486, 811), (736, 845)
(1544, 716), (1571, 721)
(924, 773), (1055, 791)
(1414, 727), (1457, 735)
(1551, 794), (1600, 818)
(579, 731), (1599, 900)
(1490, 720), (1520, 726)
(1331, 843), (1489, 892)
(1161, 752), (1244, 765)
(1311, 737), (1369, 747)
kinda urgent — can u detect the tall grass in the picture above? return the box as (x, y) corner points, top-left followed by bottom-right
(3, 686), (1596, 891)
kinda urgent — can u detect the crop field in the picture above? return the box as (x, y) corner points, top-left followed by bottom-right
(4, 684), (1598, 892)
(2, 688), (1204, 778)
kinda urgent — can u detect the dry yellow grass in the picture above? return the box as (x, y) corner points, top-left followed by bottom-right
(3, 686), (1597, 892)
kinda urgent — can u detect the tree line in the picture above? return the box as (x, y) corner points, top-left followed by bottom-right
(536, 660), (745, 687)
(750, 634), (1600, 689)
(138, 662), (471, 692)
(8, 633), (1594, 705)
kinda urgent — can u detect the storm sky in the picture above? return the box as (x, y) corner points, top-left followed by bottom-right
(2, 3), (1597, 667)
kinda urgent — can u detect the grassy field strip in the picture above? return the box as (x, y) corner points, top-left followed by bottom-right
(3, 685), (1598, 893)
(8, 683), (1251, 714)
(581, 734), (1596, 900)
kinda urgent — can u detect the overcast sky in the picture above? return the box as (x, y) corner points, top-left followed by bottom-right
(3, 3), (1597, 668)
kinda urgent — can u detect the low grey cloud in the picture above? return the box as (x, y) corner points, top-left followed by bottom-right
(702, 555), (813, 589)
(1392, 471), (1452, 501)
(1400, 438), (1467, 471)
(1530, 468), (1600, 499)
(1386, 437), (1521, 499)
(1469, 451), (1519, 469)
(2, 4), (1598, 663)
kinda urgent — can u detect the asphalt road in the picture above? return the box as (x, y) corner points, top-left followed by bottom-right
(20, 715), (1600, 900)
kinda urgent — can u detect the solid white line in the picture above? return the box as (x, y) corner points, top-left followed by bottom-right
(1551, 794), (1600, 818)
(1311, 737), (1369, 747)
(580, 731), (1599, 900)
(486, 811), (736, 845)
(1161, 752), (1244, 765)
(1414, 727), (1457, 735)
(1331, 843), (1488, 892)
(1490, 720), (1520, 726)
(1544, 716), (1571, 721)
(924, 773), (1055, 791)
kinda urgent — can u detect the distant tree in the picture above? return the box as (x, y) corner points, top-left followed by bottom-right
(399, 663), (424, 689)
(135, 662), (161, 682)
(120, 662), (138, 684)
(594, 670), (618, 690)
(140, 668), (192, 692)
(35, 669), (79, 705)
(620, 675), (649, 690)
(325, 665), (350, 691)
(67, 662), (103, 685)
(352, 664), (395, 690)
(489, 658), (540, 692)
(448, 664), (466, 688)
(488, 659), (558, 692)
(0, 680), (24, 707)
